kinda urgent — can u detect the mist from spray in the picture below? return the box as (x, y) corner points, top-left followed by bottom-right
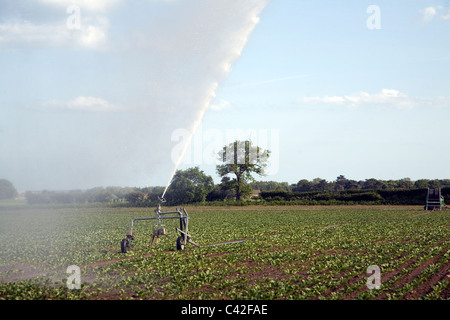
(0, 0), (269, 192)
(158, 0), (269, 199)
(0, 0), (270, 285)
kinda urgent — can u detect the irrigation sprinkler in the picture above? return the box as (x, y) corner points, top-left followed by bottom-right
(424, 188), (449, 211)
(120, 197), (200, 253)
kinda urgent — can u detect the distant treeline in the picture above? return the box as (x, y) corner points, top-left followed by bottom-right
(259, 188), (450, 205)
(253, 176), (450, 193)
(23, 176), (450, 206)
(253, 177), (450, 205)
(24, 186), (165, 206)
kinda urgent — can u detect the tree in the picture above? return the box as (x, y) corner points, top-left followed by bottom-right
(440, 179), (450, 187)
(429, 179), (442, 189)
(125, 190), (146, 204)
(396, 178), (413, 189)
(310, 178), (330, 192)
(216, 140), (270, 201)
(414, 179), (430, 189)
(335, 175), (348, 191)
(0, 179), (18, 200)
(167, 167), (214, 205)
(206, 177), (237, 201)
(93, 190), (116, 203)
(362, 178), (386, 190)
(293, 179), (314, 192)
(251, 180), (290, 191)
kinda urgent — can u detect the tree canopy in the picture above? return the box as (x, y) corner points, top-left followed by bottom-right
(216, 140), (270, 200)
(166, 167), (214, 205)
(0, 179), (18, 200)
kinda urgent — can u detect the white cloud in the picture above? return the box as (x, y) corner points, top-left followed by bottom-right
(0, 18), (109, 49)
(442, 9), (450, 21)
(297, 89), (450, 109)
(45, 96), (124, 112)
(419, 6), (450, 22)
(78, 17), (109, 48)
(421, 6), (437, 22)
(0, 22), (68, 47)
(0, 0), (111, 50)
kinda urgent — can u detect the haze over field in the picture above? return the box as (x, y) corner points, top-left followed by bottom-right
(1, 0), (449, 191)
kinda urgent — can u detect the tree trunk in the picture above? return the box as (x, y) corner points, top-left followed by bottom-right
(235, 173), (241, 201)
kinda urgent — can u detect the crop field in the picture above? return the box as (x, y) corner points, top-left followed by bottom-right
(0, 203), (448, 300)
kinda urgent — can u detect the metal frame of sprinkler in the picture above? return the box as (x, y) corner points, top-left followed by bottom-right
(120, 197), (200, 253)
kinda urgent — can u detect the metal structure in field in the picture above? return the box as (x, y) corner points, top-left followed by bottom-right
(120, 198), (200, 253)
(425, 188), (445, 211)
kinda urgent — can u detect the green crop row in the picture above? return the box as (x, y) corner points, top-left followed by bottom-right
(0, 204), (448, 300)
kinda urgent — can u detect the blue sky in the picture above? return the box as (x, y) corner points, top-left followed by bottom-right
(1, 0), (449, 191)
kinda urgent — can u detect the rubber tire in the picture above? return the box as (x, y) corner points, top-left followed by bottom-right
(121, 238), (130, 253)
(176, 236), (185, 251)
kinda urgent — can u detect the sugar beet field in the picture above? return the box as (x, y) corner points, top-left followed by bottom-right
(0, 204), (448, 300)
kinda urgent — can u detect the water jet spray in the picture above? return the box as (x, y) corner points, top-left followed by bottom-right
(118, 0), (269, 254)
